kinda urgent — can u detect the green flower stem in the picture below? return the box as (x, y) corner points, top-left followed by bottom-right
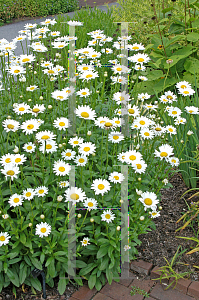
(77, 210), (88, 234)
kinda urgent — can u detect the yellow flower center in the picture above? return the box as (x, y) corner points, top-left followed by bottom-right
(27, 124), (34, 129)
(40, 228), (46, 233)
(83, 147), (90, 152)
(160, 152), (168, 157)
(73, 141), (78, 144)
(14, 69), (20, 73)
(0, 236), (5, 241)
(167, 95), (173, 100)
(81, 112), (89, 118)
(5, 158), (11, 163)
(155, 127), (161, 131)
(19, 107), (25, 111)
(81, 92), (87, 95)
(83, 240), (88, 244)
(65, 152), (71, 156)
(17, 38), (23, 40)
(15, 158), (21, 163)
(116, 67), (122, 71)
(189, 110), (194, 113)
(105, 214), (111, 219)
(41, 135), (50, 140)
(7, 170), (15, 175)
(114, 176), (119, 180)
(79, 158), (85, 163)
(88, 202), (93, 207)
(32, 108), (40, 113)
(139, 120), (145, 125)
(138, 58), (144, 62)
(136, 164), (142, 169)
(27, 146), (32, 150)
(58, 45), (64, 48)
(172, 111), (177, 114)
(168, 128), (173, 132)
(26, 192), (31, 197)
(119, 96), (124, 101)
(122, 155), (125, 159)
(13, 198), (19, 203)
(7, 124), (14, 129)
(48, 70), (54, 74)
(128, 109), (135, 114)
(183, 91), (189, 94)
(132, 46), (139, 50)
(46, 144), (52, 149)
(38, 189), (44, 194)
(113, 135), (119, 140)
(171, 159), (176, 163)
(22, 58), (30, 62)
(105, 122), (112, 127)
(70, 193), (79, 200)
(115, 120), (120, 124)
(59, 122), (65, 126)
(129, 155), (136, 161)
(58, 167), (65, 172)
(86, 74), (93, 78)
(98, 184), (105, 190)
(144, 198), (152, 205)
(181, 85), (186, 89)
(144, 132), (149, 136)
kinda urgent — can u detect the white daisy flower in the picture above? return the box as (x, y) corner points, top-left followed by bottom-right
(31, 104), (45, 116)
(178, 87), (195, 96)
(117, 152), (126, 163)
(185, 106), (199, 114)
(112, 117), (123, 127)
(124, 150), (143, 165)
(52, 41), (68, 49)
(2, 214), (9, 219)
(128, 53), (150, 64)
(187, 130), (194, 135)
(39, 140), (58, 154)
(154, 144), (174, 160)
(111, 64), (130, 74)
(164, 91), (178, 102)
(24, 23), (37, 30)
(133, 160), (147, 174)
(41, 61), (53, 68)
(8, 65), (26, 76)
(176, 81), (192, 90)
(79, 70), (99, 82)
(138, 191), (159, 211)
(134, 64), (146, 71)
(128, 43), (145, 51)
(74, 155), (88, 166)
(36, 130), (56, 142)
(21, 119), (40, 135)
(78, 142), (96, 156)
(23, 188), (35, 200)
(76, 87), (91, 98)
(59, 181), (69, 188)
(35, 222), (51, 238)
(0, 232), (11, 247)
(140, 128), (155, 140)
(53, 117), (70, 130)
(83, 198), (98, 211)
(128, 104), (140, 118)
(0, 154), (14, 166)
(108, 132), (125, 143)
(51, 90), (68, 101)
(174, 117), (187, 125)
(62, 86), (75, 97)
(75, 105), (96, 120)
(13, 103), (31, 115)
(139, 76), (148, 81)
(110, 75), (128, 85)
(81, 237), (90, 246)
(76, 64), (95, 73)
(40, 18), (57, 26)
(61, 149), (76, 161)
(91, 179), (111, 196)
(124, 245), (131, 251)
(149, 210), (161, 218)
(20, 54), (35, 64)
(101, 209), (115, 224)
(35, 186), (48, 197)
(143, 104), (158, 111)
(68, 136), (84, 148)
(43, 67), (59, 76)
(67, 20), (83, 26)
(132, 116), (153, 129)
(152, 124), (166, 137)
(2, 119), (20, 132)
(113, 91), (130, 105)
(1, 164), (20, 181)
(8, 194), (24, 207)
(65, 187), (86, 205)
(13, 154), (27, 165)
(23, 142), (36, 153)
(108, 172), (125, 184)
(137, 93), (151, 101)
(53, 160), (71, 176)
(167, 106), (182, 118)
(165, 125), (177, 135)
(167, 156), (180, 167)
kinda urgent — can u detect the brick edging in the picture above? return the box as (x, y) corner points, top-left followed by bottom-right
(68, 259), (199, 300)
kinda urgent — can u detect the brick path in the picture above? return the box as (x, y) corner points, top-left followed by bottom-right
(68, 260), (199, 300)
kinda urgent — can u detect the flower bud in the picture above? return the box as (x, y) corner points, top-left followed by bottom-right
(87, 131), (92, 136)
(40, 214), (45, 219)
(92, 153), (96, 156)
(59, 144), (63, 148)
(138, 177), (141, 181)
(29, 223), (32, 227)
(48, 105), (52, 109)
(90, 218), (94, 222)
(57, 195), (63, 202)
(39, 96), (43, 100)
(159, 206), (163, 210)
(116, 226), (120, 231)
(7, 116), (11, 119)
(77, 214), (81, 218)
(140, 216), (144, 221)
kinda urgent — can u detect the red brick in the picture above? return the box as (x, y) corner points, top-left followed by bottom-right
(118, 272), (137, 287)
(150, 266), (169, 284)
(71, 284), (97, 300)
(168, 277), (192, 294)
(150, 282), (196, 300)
(68, 298), (79, 300)
(92, 293), (113, 300)
(100, 280), (143, 300)
(188, 281), (199, 300)
(130, 260), (153, 275)
(130, 278), (156, 294)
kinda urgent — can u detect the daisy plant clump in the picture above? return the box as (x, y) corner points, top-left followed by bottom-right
(0, 7), (194, 294)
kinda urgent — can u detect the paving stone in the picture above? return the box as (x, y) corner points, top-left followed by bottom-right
(68, 298), (78, 300)
(130, 260), (153, 275)
(150, 282), (196, 300)
(131, 278), (156, 293)
(92, 293), (113, 300)
(187, 281), (199, 300)
(71, 285), (97, 300)
(150, 266), (169, 284)
(118, 272), (137, 287)
(100, 280), (143, 300)
(168, 277), (192, 294)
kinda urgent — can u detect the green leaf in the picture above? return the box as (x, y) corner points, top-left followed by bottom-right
(30, 277), (42, 291)
(54, 251), (67, 257)
(88, 274), (96, 289)
(29, 256), (43, 270)
(97, 246), (108, 259)
(19, 265), (27, 284)
(45, 256), (54, 267)
(20, 233), (26, 245)
(106, 268), (113, 285)
(79, 263), (97, 276)
(47, 258), (56, 278)
(9, 257), (21, 265)
(58, 274), (67, 295)
(76, 260), (87, 268)
(184, 57), (199, 74)
(99, 256), (109, 271)
(186, 32), (199, 42)
(40, 252), (45, 264)
(6, 269), (20, 287)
